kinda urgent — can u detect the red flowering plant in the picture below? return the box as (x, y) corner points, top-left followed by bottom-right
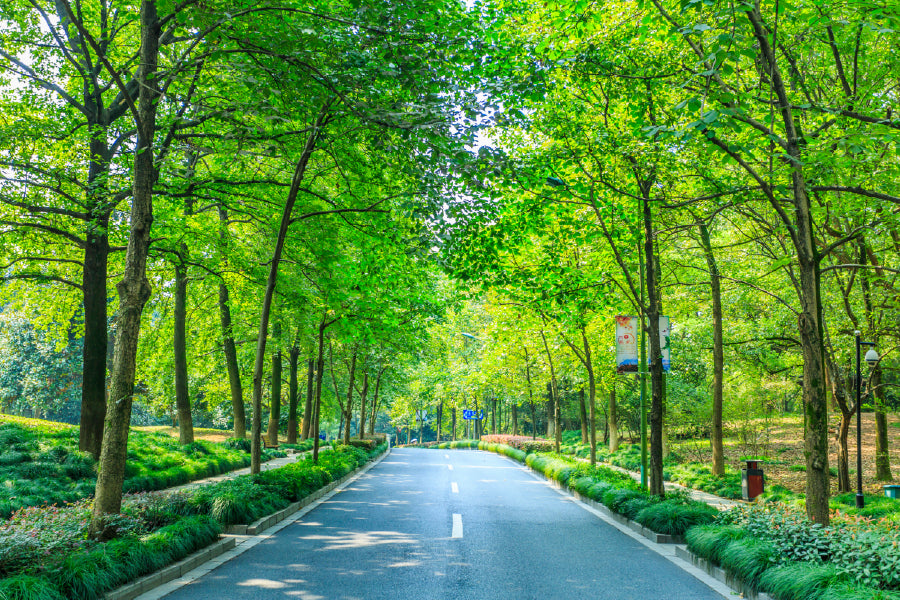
(480, 435), (555, 454)
(0, 500), (92, 576)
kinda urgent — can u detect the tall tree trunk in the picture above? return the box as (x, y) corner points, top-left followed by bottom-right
(824, 339), (853, 493)
(511, 403), (518, 436)
(173, 259), (193, 444)
(699, 222), (725, 476)
(579, 388), (588, 444)
(491, 396), (497, 434)
(582, 327), (598, 466)
(301, 355), (315, 440)
(368, 368), (383, 436)
(358, 371), (369, 440)
(541, 330), (561, 452)
(643, 191), (665, 498)
(524, 345), (537, 440)
(609, 382), (619, 453)
(218, 207), (245, 438)
(89, 0), (159, 538)
(80, 234), (109, 459)
(250, 115), (324, 474)
(436, 400), (443, 442)
(873, 366), (892, 480)
(545, 382), (555, 439)
(746, 5), (829, 524)
(312, 319), (329, 461)
(343, 349), (357, 445)
(452, 407), (457, 441)
(267, 344), (282, 446)
(287, 346), (300, 444)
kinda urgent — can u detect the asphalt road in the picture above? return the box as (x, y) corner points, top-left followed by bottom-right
(161, 448), (727, 600)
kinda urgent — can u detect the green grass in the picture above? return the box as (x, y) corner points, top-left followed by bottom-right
(0, 418), (272, 518)
(759, 563), (846, 600)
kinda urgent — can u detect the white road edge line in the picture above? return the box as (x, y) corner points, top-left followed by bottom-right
(506, 455), (733, 600)
(451, 513), (463, 538)
(451, 482), (459, 493)
(444, 454), (450, 459)
(448, 464), (454, 471)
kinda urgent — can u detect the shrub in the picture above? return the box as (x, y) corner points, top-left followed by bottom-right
(759, 562), (846, 600)
(0, 574), (65, 600)
(686, 524), (747, 564)
(718, 538), (777, 590)
(223, 437), (251, 452)
(635, 500), (719, 536)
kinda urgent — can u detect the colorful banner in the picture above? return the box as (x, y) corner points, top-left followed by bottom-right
(616, 315), (671, 373)
(616, 315), (639, 373)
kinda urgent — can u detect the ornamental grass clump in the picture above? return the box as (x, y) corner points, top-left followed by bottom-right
(635, 499), (718, 536)
(686, 524), (748, 564)
(759, 562), (847, 600)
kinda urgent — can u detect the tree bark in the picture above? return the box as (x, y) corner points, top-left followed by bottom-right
(582, 328), (598, 466)
(369, 368), (383, 436)
(80, 234), (109, 459)
(267, 344), (282, 447)
(173, 259), (193, 444)
(541, 330), (561, 452)
(312, 317), (334, 462)
(89, 0), (159, 538)
(511, 402), (518, 436)
(287, 346), (300, 444)
(217, 208), (245, 438)
(643, 192), (665, 498)
(358, 371), (369, 440)
(342, 348), (357, 444)
(825, 345), (853, 493)
(609, 383), (619, 452)
(250, 115), (324, 474)
(301, 356), (314, 440)
(873, 366), (892, 480)
(699, 222), (725, 476)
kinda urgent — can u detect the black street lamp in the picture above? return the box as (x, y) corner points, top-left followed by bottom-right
(855, 331), (879, 509)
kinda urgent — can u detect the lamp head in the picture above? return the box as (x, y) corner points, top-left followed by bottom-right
(865, 348), (880, 368)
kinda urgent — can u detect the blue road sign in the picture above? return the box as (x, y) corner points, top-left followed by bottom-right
(462, 409), (484, 420)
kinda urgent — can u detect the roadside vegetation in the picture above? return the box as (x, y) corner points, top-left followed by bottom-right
(0, 433), (385, 600)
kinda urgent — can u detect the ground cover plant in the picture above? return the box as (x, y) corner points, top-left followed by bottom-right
(686, 502), (900, 599)
(0, 416), (283, 519)
(0, 442), (387, 599)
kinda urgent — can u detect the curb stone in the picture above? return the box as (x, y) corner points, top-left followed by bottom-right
(675, 545), (775, 600)
(104, 445), (390, 600)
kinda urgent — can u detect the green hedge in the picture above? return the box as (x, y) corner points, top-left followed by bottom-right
(0, 440), (388, 599)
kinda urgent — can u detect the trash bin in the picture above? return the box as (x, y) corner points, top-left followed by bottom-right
(884, 485), (900, 499)
(742, 460), (765, 501)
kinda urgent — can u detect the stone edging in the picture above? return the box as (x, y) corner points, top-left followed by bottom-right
(674, 545), (774, 600)
(104, 537), (236, 600)
(103, 446), (390, 600)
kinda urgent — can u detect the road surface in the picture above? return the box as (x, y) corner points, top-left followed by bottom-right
(159, 448), (726, 599)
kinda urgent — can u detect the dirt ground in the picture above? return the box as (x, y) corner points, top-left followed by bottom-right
(135, 426), (236, 443)
(675, 413), (900, 495)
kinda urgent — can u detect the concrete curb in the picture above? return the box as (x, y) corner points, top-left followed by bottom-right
(104, 445), (391, 600)
(674, 545), (774, 600)
(103, 537), (236, 600)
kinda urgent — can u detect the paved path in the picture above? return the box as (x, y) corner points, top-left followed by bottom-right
(155, 448), (729, 600)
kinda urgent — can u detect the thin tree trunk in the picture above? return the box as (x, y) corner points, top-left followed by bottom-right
(436, 400), (443, 442)
(80, 235), (109, 459)
(218, 207), (245, 439)
(312, 319), (330, 462)
(89, 0), (159, 538)
(302, 356), (314, 440)
(251, 114), (324, 474)
(267, 343), (282, 446)
(342, 349), (357, 444)
(491, 396), (497, 434)
(873, 366), (892, 480)
(582, 327), (598, 466)
(511, 403), (518, 436)
(287, 346), (299, 444)
(173, 260), (193, 444)
(524, 345), (537, 440)
(369, 368), (383, 436)
(579, 388), (588, 444)
(609, 382), (619, 452)
(699, 222), (725, 476)
(358, 371), (369, 440)
(643, 191), (665, 498)
(540, 330), (561, 452)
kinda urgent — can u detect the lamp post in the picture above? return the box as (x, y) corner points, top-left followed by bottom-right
(854, 330), (879, 509)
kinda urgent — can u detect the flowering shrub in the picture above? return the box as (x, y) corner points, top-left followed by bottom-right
(480, 435), (556, 453)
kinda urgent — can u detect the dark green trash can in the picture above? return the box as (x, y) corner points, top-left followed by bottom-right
(884, 485), (900, 499)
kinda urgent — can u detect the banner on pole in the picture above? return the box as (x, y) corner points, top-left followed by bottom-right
(616, 315), (671, 373)
(616, 316), (638, 373)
